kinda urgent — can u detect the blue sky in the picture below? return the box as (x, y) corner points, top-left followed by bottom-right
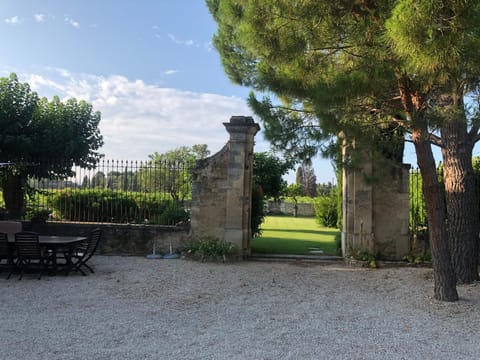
(1, 1), (427, 185)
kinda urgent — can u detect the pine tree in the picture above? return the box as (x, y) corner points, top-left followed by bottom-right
(206, 0), (480, 300)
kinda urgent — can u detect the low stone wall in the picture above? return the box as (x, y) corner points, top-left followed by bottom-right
(23, 221), (191, 256)
(267, 201), (315, 217)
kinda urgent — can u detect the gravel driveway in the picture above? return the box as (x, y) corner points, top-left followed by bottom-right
(1, 256), (479, 360)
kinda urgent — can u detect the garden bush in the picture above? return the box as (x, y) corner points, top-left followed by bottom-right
(314, 191), (338, 228)
(251, 185), (265, 237)
(51, 189), (139, 222)
(186, 238), (237, 261)
(49, 189), (189, 224)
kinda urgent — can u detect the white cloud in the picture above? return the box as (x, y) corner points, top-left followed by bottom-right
(204, 41), (213, 52)
(5, 16), (20, 25)
(168, 33), (196, 47)
(27, 74), (66, 94)
(164, 70), (178, 76)
(64, 16), (80, 28)
(34, 14), (46, 23)
(19, 69), (254, 160)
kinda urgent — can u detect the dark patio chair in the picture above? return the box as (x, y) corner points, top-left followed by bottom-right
(68, 228), (102, 276)
(0, 232), (15, 279)
(14, 231), (51, 280)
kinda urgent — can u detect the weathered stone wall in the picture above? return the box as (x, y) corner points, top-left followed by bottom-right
(23, 221), (190, 256)
(190, 116), (260, 256)
(342, 158), (410, 261)
(267, 201), (315, 217)
(372, 165), (410, 259)
(189, 145), (230, 241)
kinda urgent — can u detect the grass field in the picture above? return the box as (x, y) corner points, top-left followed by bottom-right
(252, 215), (340, 255)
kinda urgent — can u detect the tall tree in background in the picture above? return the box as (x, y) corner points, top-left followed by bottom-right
(303, 164), (317, 197)
(145, 145), (210, 201)
(207, 0), (480, 300)
(295, 163), (317, 197)
(0, 73), (103, 219)
(252, 152), (292, 234)
(295, 166), (304, 191)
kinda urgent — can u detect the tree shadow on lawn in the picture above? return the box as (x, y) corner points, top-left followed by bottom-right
(252, 236), (338, 254)
(253, 232), (340, 254)
(261, 228), (339, 237)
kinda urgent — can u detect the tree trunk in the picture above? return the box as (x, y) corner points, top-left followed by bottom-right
(396, 72), (457, 301)
(1, 173), (25, 220)
(441, 120), (479, 283)
(413, 128), (458, 301)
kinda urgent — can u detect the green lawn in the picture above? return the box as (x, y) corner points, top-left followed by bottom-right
(252, 215), (340, 255)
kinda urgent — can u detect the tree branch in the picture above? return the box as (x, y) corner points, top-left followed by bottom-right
(270, 104), (316, 114)
(429, 133), (443, 147)
(468, 124), (480, 141)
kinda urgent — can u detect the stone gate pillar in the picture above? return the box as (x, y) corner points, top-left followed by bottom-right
(190, 116), (260, 258)
(223, 116), (260, 255)
(342, 140), (410, 260)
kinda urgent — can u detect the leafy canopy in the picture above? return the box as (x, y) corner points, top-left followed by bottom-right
(207, 0), (480, 157)
(0, 73), (103, 219)
(253, 152), (292, 200)
(0, 73), (103, 177)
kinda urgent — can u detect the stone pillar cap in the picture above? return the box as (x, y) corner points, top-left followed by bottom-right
(224, 116), (260, 134)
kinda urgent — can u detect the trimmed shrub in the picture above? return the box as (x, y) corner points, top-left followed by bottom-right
(314, 191), (338, 228)
(49, 189), (189, 224)
(50, 189), (138, 222)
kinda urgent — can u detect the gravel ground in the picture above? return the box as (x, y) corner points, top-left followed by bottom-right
(1, 256), (480, 360)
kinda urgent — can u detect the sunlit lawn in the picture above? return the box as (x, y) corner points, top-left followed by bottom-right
(252, 215), (340, 255)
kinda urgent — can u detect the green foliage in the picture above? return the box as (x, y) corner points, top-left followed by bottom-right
(187, 238), (237, 261)
(145, 145), (207, 202)
(0, 73), (103, 218)
(49, 189), (188, 225)
(317, 182), (335, 197)
(403, 250), (432, 265)
(347, 248), (381, 269)
(409, 169), (428, 230)
(24, 207), (52, 222)
(149, 144), (210, 164)
(50, 189), (138, 222)
(251, 152), (291, 237)
(283, 196), (315, 204)
(251, 184), (265, 237)
(385, 0), (480, 80)
(249, 94), (330, 162)
(155, 202), (189, 225)
(0, 73), (39, 158)
(284, 183), (304, 204)
(314, 190), (338, 228)
(253, 152), (291, 200)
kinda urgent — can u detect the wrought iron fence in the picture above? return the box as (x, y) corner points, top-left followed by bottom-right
(22, 159), (194, 225)
(408, 166), (480, 241)
(4, 162), (473, 232)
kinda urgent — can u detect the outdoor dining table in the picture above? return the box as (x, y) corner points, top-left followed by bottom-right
(7, 235), (87, 275)
(39, 235), (87, 274)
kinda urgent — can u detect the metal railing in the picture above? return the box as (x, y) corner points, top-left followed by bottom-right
(23, 159), (194, 225)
